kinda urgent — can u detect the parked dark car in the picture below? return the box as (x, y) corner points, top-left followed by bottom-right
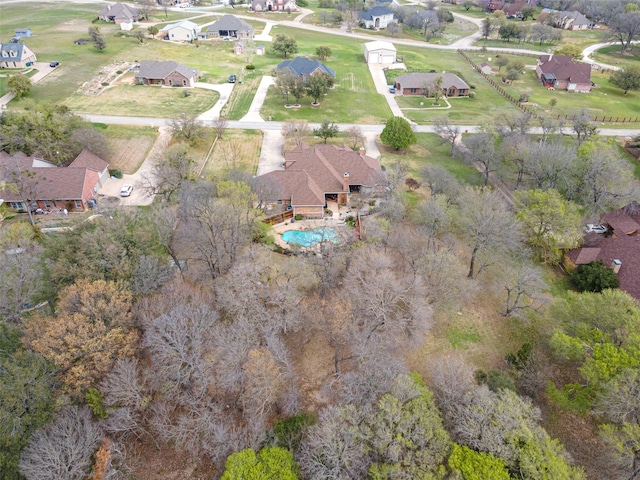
(49, 61), (60, 67)
(229, 74), (237, 83)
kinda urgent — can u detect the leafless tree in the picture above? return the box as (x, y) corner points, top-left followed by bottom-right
(496, 111), (533, 137)
(132, 255), (174, 296)
(218, 139), (243, 170)
(298, 406), (368, 480)
(433, 116), (461, 155)
(462, 133), (498, 186)
(420, 165), (462, 200)
(71, 128), (111, 160)
(345, 125), (366, 150)
(500, 134), (531, 188)
(281, 120), (310, 146)
(149, 205), (183, 276)
(456, 188), (523, 278)
(135, 0), (155, 20)
(419, 248), (470, 309)
(1, 158), (44, 225)
(572, 108), (598, 145)
(212, 117), (228, 139)
(595, 368), (640, 425)
(19, 406), (103, 480)
(169, 113), (206, 146)
(522, 140), (576, 191)
(502, 261), (547, 317)
(538, 116), (563, 144)
(138, 144), (193, 202)
(0, 244), (45, 322)
(427, 354), (475, 423)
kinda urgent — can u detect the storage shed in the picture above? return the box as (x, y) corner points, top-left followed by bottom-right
(363, 40), (396, 64)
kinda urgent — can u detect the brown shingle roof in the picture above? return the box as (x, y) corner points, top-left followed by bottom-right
(69, 148), (109, 172)
(537, 54), (591, 85)
(258, 144), (384, 208)
(602, 204), (640, 236)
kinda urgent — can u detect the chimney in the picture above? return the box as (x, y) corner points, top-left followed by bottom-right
(612, 259), (622, 274)
(343, 172), (349, 192)
(359, 146), (365, 158)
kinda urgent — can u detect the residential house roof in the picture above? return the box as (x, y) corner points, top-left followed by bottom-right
(556, 10), (590, 27)
(0, 43), (33, 62)
(160, 20), (199, 33)
(207, 15), (253, 34)
(15, 28), (31, 34)
(135, 60), (197, 80)
(567, 202), (640, 300)
(395, 72), (470, 90)
(276, 57), (336, 78)
(98, 2), (140, 20)
(0, 151), (108, 203)
(364, 40), (396, 52)
(359, 6), (394, 20)
(258, 144), (383, 207)
(537, 54), (591, 84)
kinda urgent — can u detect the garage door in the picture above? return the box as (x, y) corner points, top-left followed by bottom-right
(368, 52), (379, 63)
(382, 54), (395, 64)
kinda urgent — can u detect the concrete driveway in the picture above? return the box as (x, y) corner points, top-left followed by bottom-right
(98, 126), (171, 207)
(195, 82), (235, 121)
(257, 130), (285, 176)
(241, 76), (274, 123)
(368, 63), (407, 120)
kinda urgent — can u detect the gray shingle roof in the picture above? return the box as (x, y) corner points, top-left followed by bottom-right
(0, 43), (31, 62)
(207, 15), (253, 34)
(359, 6), (394, 20)
(135, 60), (196, 81)
(98, 3), (140, 20)
(276, 57), (335, 78)
(395, 72), (470, 90)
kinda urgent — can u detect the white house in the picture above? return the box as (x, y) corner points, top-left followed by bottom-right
(359, 6), (395, 29)
(160, 20), (200, 43)
(363, 40), (397, 64)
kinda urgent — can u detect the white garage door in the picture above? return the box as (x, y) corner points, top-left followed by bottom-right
(382, 54), (395, 64)
(368, 51), (379, 63)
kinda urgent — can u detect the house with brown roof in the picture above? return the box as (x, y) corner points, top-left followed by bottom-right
(565, 202), (640, 300)
(98, 3), (140, 24)
(394, 72), (470, 97)
(0, 149), (109, 212)
(536, 54), (592, 92)
(257, 144), (385, 218)
(134, 60), (197, 87)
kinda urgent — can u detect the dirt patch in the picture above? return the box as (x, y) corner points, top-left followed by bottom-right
(127, 441), (218, 480)
(109, 136), (156, 174)
(77, 61), (134, 96)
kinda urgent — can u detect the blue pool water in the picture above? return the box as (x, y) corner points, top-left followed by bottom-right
(281, 228), (339, 247)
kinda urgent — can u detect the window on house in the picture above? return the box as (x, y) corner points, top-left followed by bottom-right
(9, 202), (24, 210)
(449, 88), (455, 95)
(75, 200), (83, 209)
(44, 200), (51, 208)
(410, 88), (417, 93)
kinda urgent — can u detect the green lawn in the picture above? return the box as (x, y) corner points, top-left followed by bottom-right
(0, 77), (6, 97)
(591, 44), (640, 70)
(260, 26), (393, 123)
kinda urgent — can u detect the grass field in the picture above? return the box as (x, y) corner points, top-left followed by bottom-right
(98, 124), (159, 173)
(591, 44), (640, 69)
(200, 129), (262, 177)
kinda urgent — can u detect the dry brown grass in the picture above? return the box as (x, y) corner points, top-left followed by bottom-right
(200, 129), (262, 178)
(108, 137), (156, 174)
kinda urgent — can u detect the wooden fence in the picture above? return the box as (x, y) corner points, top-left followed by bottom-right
(457, 49), (538, 119)
(263, 210), (293, 225)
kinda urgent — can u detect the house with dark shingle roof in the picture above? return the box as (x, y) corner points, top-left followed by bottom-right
(98, 3), (140, 24)
(536, 54), (591, 92)
(0, 150), (109, 212)
(275, 57), (335, 80)
(207, 15), (254, 39)
(565, 202), (640, 300)
(257, 144), (385, 218)
(0, 43), (37, 68)
(553, 10), (592, 30)
(135, 60), (198, 87)
(359, 6), (395, 29)
(394, 72), (470, 97)
(14, 28), (32, 38)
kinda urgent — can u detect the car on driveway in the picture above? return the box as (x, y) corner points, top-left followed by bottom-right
(584, 224), (607, 234)
(120, 184), (133, 197)
(389, 85), (396, 94)
(229, 74), (237, 83)
(49, 61), (60, 67)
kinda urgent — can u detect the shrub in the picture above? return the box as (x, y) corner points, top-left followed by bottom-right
(296, 0), (308, 6)
(572, 260), (620, 292)
(245, 64), (255, 70)
(109, 169), (123, 179)
(469, 84), (476, 89)
(324, 208), (333, 216)
(101, 82), (109, 86)
(116, 70), (123, 74)
(182, 90), (191, 97)
(469, 91), (476, 98)
(475, 369), (516, 392)
(294, 214), (302, 221)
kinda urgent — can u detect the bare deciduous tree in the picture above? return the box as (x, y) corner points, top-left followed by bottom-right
(139, 143), (193, 202)
(345, 125), (366, 150)
(462, 133), (498, 186)
(212, 117), (228, 139)
(281, 120), (310, 146)
(169, 113), (206, 146)
(19, 406), (102, 480)
(433, 116), (461, 155)
(503, 262), (547, 317)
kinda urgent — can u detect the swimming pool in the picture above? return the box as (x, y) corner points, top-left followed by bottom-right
(281, 228), (339, 247)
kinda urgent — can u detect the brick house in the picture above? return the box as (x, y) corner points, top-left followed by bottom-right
(536, 54), (592, 92)
(394, 72), (470, 97)
(257, 144), (385, 218)
(98, 3), (140, 24)
(251, 0), (297, 12)
(0, 150), (109, 212)
(135, 60), (197, 87)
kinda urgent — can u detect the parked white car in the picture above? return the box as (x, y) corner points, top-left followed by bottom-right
(120, 184), (133, 197)
(179, 2), (192, 7)
(584, 224), (607, 234)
